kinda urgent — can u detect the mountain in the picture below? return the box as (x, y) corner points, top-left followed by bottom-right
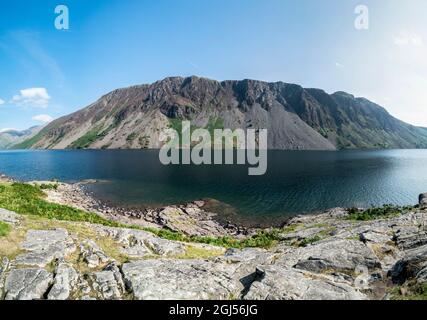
(14, 76), (427, 150)
(0, 126), (42, 149)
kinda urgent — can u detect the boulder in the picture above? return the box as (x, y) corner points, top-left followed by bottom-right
(48, 262), (78, 300)
(122, 259), (241, 300)
(80, 240), (112, 268)
(89, 270), (123, 300)
(122, 248), (273, 300)
(4, 268), (53, 300)
(391, 244), (427, 284)
(360, 229), (392, 244)
(0, 208), (20, 225)
(293, 240), (382, 273)
(393, 226), (427, 250)
(419, 193), (427, 208)
(94, 226), (186, 258)
(15, 229), (76, 267)
(244, 266), (367, 300)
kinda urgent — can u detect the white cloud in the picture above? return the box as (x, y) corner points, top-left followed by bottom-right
(335, 62), (344, 68)
(393, 32), (424, 47)
(32, 114), (54, 123)
(0, 98), (5, 105)
(11, 88), (51, 108)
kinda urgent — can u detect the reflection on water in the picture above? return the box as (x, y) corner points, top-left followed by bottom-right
(1, 149), (427, 221)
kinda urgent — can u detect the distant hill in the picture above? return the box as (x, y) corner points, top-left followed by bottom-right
(0, 126), (42, 149)
(14, 76), (427, 150)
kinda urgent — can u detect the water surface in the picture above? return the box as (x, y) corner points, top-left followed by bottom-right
(0, 149), (426, 222)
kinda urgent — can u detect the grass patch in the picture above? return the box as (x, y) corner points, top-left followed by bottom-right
(296, 227), (336, 247)
(281, 223), (304, 234)
(0, 221), (11, 237)
(346, 205), (413, 221)
(298, 235), (323, 247)
(0, 183), (124, 228)
(145, 227), (281, 249)
(39, 183), (59, 190)
(0, 222), (26, 259)
(69, 124), (104, 149)
(176, 245), (225, 260)
(168, 117), (226, 147)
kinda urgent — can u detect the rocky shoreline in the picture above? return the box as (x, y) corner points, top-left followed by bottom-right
(42, 181), (256, 238)
(1, 176), (427, 300)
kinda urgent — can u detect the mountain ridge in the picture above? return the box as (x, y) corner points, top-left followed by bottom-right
(0, 126), (42, 149)
(12, 76), (427, 150)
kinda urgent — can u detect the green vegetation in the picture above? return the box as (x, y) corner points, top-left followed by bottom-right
(39, 183), (59, 190)
(389, 283), (427, 300)
(126, 132), (138, 142)
(0, 183), (123, 227)
(317, 128), (332, 139)
(69, 125), (104, 149)
(296, 227), (336, 247)
(168, 118), (198, 144)
(298, 235), (322, 247)
(0, 221), (11, 237)
(0, 182), (280, 249)
(145, 227), (281, 249)
(168, 117), (225, 146)
(138, 135), (150, 148)
(281, 223), (303, 234)
(206, 117), (225, 136)
(347, 205), (413, 221)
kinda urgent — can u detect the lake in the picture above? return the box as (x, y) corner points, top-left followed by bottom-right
(0, 149), (427, 222)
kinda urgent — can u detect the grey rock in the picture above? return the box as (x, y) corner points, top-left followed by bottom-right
(121, 249), (272, 301)
(0, 208), (20, 225)
(0, 257), (10, 295)
(4, 268), (53, 300)
(15, 229), (76, 267)
(104, 262), (125, 292)
(244, 266), (367, 300)
(90, 270), (123, 300)
(391, 244), (427, 284)
(393, 226), (427, 250)
(94, 226), (186, 258)
(419, 193), (427, 208)
(156, 206), (227, 237)
(279, 227), (325, 241)
(360, 229), (392, 244)
(80, 239), (111, 268)
(293, 240), (382, 273)
(122, 259), (243, 300)
(48, 262), (78, 300)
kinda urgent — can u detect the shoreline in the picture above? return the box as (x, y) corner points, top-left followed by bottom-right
(42, 180), (259, 238)
(2, 172), (256, 237)
(1, 172), (423, 237)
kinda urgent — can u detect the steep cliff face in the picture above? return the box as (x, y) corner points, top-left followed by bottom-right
(13, 76), (427, 150)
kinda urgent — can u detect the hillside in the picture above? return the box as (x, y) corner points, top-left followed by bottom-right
(0, 127), (41, 150)
(13, 76), (427, 150)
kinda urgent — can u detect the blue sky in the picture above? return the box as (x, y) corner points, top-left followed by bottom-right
(1, 0), (427, 130)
